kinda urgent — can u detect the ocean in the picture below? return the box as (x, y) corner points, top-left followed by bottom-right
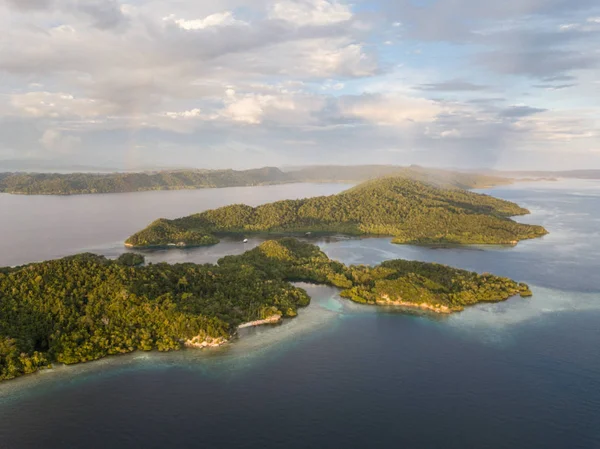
(0, 179), (598, 449)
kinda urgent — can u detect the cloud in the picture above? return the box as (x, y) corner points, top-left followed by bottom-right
(75, 0), (129, 30)
(499, 106), (548, 118)
(339, 94), (444, 125)
(417, 80), (490, 92)
(303, 42), (377, 77)
(164, 11), (246, 30)
(532, 83), (576, 90)
(4, 0), (52, 10)
(558, 16), (600, 32)
(3, 0), (129, 30)
(10, 91), (114, 119)
(468, 15), (600, 79)
(514, 109), (599, 143)
(39, 129), (81, 153)
(542, 75), (577, 82)
(477, 49), (598, 78)
(269, 0), (353, 26)
(0, 0), (599, 170)
(220, 90), (326, 125)
(165, 109), (203, 119)
(380, 0), (599, 42)
(440, 129), (462, 138)
(223, 96), (271, 124)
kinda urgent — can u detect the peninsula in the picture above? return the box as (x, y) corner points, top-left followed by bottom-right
(0, 239), (531, 381)
(126, 176), (548, 248)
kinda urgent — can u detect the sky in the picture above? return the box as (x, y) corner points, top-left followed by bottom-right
(0, 0), (599, 171)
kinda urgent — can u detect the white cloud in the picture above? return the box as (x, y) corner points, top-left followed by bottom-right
(559, 24), (578, 31)
(559, 18), (600, 32)
(163, 11), (246, 30)
(39, 129), (81, 153)
(269, 0), (353, 26)
(340, 94), (444, 125)
(222, 93), (297, 124)
(516, 110), (599, 143)
(217, 87), (331, 126)
(308, 43), (375, 77)
(223, 97), (267, 124)
(52, 24), (77, 33)
(440, 129), (462, 138)
(165, 109), (203, 119)
(10, 92), (113, 118)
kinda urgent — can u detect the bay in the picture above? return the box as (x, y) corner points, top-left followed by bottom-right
(0, 183), (351, 267)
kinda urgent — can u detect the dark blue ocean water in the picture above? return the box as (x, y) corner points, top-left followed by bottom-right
(0, 180), (599, 449)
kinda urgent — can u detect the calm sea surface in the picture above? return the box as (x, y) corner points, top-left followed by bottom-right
(0, 180), (599, 449)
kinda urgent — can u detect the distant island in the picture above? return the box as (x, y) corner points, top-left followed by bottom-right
(0, 239), (532, 381)
(126, 176), (548, 248)
(0, 167), (291, 195)
(0, 166), (514, 195)
(1, 165), (598, 196)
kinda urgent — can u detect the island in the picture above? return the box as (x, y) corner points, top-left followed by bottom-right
(0, 167), (291, 195)
(0, 239), (532, 381)
(126, 176), (548, 248)
(0, 165), (514, 195)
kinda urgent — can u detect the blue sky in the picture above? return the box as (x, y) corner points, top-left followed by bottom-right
(0, 0), (599, 170)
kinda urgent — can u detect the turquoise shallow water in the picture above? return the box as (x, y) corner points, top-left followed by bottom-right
(0, 179), (599, 449)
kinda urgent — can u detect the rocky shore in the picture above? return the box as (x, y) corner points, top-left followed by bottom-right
(376, 296), (455, 314)
(238, 315), (283, 329)
(184, 336), (228, 349)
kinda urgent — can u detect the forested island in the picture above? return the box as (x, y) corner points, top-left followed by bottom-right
(0, 167), (291, 195)
(126, 177), (548, 248)
(0, 239), (531, 381)
(0, 166), (513, 195)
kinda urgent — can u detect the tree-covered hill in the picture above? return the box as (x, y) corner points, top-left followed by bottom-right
(0, 167), (291, 195)
(0, 239), (531, 381)
(222, 239), (532, 311)
(126, 177), (548, 247)
(0, 250), (309, 380)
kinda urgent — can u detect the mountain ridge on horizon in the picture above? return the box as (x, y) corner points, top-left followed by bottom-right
(1, 164), (598, 196)
(0, 165), (516, 195)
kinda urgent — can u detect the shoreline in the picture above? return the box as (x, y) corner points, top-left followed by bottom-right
(183, 315), (284, 350)
(375, 299), (456, 314)
(376, 295), (456, 314)
(238, 315), (283, 329)
(183, 336), (228, 349)
(0, 289), (528, 384)
(125, 232), (544, 250)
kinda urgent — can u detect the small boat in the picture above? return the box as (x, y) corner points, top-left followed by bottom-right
(243, 239), (249, 243)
